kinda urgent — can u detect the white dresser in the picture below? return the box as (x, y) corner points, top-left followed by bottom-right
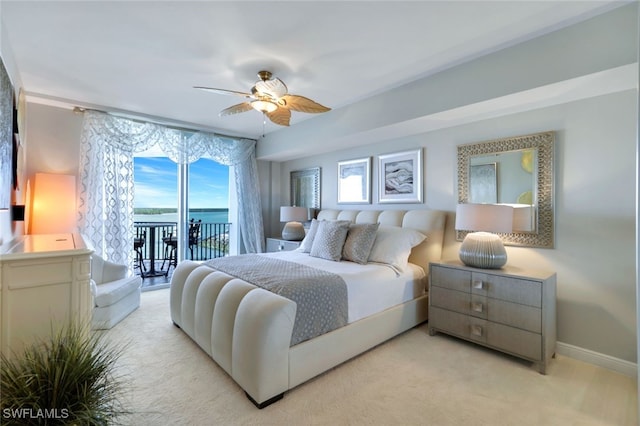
(428, 261), (556, 374)
(0, 234), (93, 358)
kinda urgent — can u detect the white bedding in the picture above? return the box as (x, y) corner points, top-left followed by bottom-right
(263, 250), (426, 323)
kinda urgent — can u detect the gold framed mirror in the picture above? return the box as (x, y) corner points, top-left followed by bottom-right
(457, 131), (555, 248)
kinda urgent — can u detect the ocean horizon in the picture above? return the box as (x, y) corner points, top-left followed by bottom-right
(134, 208), (229, 224)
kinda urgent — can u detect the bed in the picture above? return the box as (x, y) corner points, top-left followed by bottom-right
(170, 209), (446, 407)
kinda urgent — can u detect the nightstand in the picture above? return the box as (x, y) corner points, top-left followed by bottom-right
(266, 238), (301, 252)
(428, 261), (556, 374)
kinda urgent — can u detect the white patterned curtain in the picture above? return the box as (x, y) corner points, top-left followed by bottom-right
(78, 111), (264, 266)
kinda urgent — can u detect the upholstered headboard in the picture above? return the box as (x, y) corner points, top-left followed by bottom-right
(315, 209), (447, 272)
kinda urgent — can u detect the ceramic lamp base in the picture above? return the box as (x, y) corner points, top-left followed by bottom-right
(282, 222), (305, 241)
(459, 232), (507, 269)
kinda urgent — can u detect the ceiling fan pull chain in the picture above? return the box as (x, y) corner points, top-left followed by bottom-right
(262, 113), (267, 137)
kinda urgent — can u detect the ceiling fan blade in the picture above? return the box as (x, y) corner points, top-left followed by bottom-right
(195, 86), (254, 98)
(219, 102), (254, 117)
(280, 94), (330, 113)
(255, 77), (288, 98)
(266, 107), (291, 126)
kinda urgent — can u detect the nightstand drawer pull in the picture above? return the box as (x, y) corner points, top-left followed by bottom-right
(471, 325), (483, 337)
(472, 280), (484, 290)
(472, 302), (484, 313)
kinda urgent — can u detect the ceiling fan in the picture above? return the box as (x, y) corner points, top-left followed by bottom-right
(195, 70), (331, 126)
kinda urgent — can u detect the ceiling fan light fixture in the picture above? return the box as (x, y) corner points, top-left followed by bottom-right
(250, 99), (278, 113)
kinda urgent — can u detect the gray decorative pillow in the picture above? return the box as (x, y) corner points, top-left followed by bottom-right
(299, 219), (320, 253)
(310, 220), (351, 261)
(342, 223), (380, 264)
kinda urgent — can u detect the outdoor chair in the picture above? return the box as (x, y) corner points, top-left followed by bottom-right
(161, 229), (178, 276)
(188, 219), (201, 259)
(133, 230), (146, 273)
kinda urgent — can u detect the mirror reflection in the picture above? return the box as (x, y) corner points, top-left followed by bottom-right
(469, 149), (537, 232)
(469, 150), (536, 205)
(457, 132), (554, 248)
(290, 167), (321, 210)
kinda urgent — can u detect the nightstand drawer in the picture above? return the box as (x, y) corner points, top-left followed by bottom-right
(487, 322), (542, 361)
(429, 307), (488, 344)
(487, 298), (541, 333)
(431, 264), (471, 292)
(429, 306), (470, 338)
(430, 307), (541, 360)
(430, 286), (470, 315)
(266, 238), (301, 252)
(471, 272), (541, 307)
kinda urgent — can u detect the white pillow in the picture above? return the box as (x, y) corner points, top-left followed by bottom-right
(368, 226), (426, 273)
(299, 219), (320, 253)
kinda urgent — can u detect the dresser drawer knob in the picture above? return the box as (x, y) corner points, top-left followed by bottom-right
(472, 302), (484, 313)
(472, 280), (484, 290)
(471, 325), (483, 337)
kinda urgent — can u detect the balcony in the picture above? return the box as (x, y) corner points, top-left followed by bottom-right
(133, 221), (231, 290)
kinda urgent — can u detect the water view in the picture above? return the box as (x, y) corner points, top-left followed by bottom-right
(133, 157), (231, 270)
(134, 208), (229, 224)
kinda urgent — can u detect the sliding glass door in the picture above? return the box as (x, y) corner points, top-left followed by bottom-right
(133, 155), (230, 275)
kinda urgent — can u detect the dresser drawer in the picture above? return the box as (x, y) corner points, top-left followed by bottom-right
(429, 307), (489, 344)
(487, 298), (541, 333)
(471, 272), (541, 307)
(430, 264), (470, 292)
(266, 238), (301, 252)
(430, 286), (470, 315)
(486, 321), (542, 361)
(429, 306), (470, 338)
(429, 307), (542, 361)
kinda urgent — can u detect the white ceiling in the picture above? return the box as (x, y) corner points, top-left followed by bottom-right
(1, 1), (628, 141)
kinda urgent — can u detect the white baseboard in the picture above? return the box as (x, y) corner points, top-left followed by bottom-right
(557, 341), (637, 377)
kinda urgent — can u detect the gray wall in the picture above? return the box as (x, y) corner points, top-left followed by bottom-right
(260, 5), (639, 365)
(273, 90), (637, 364)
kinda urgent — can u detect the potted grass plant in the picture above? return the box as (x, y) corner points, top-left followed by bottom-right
(0, 322), (130, 425)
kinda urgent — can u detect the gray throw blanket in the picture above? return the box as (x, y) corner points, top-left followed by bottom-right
(204, 255), (348, 346)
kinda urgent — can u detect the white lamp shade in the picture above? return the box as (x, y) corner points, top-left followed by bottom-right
(509, 204), (534, 232)
(29, 173), (77, 234)
(280, 206), (308, 222)
(455, 203), (514, 233)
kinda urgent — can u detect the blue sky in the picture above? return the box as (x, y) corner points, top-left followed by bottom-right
(134, 157), (229, 209)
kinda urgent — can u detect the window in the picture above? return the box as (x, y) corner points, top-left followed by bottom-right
(133, 155), (231, 273)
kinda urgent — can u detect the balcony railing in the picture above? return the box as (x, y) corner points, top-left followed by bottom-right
(133, 222), (231, 271)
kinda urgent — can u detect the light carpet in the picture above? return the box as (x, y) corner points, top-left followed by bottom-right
(104, 288), (637, 425)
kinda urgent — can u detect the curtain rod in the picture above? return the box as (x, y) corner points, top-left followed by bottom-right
(72, 106), (256, 142)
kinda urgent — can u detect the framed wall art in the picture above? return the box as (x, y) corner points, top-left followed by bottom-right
(377, 149), (423, 204)
(337, 157), (371, 204)
(0, 57), (13, 210)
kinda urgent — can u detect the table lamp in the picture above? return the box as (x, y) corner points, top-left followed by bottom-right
(28, 173), (77, 234)
(455, 203), (514, 269)
(280, 206), (308, 241)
